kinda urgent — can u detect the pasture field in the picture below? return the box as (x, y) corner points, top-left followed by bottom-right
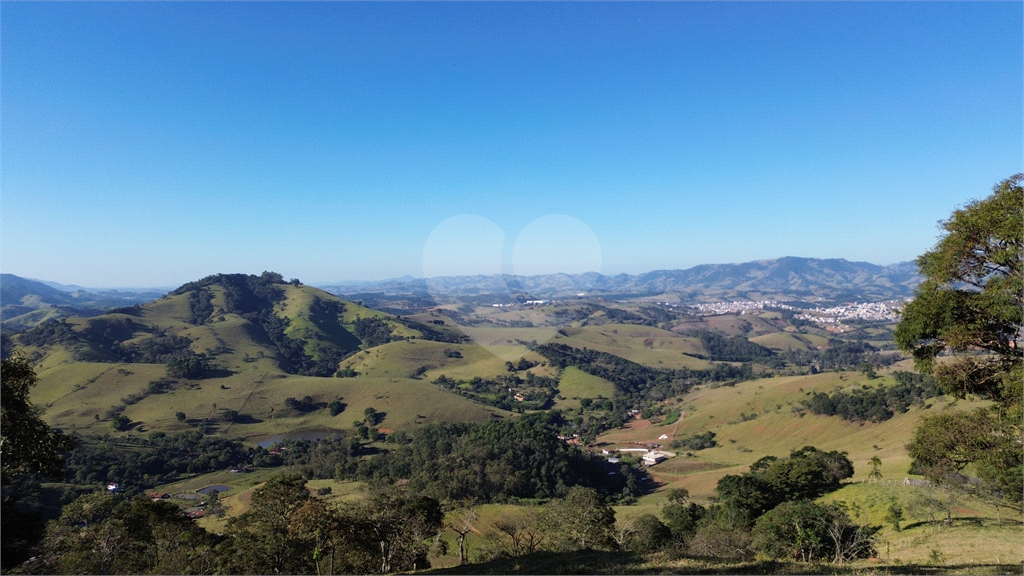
(550, 324), (713, 370)
(555, 366), (618, 409)
(598, 369), (992, 505)
(750, 331), (821, 351)
(34, 360), (509, 438)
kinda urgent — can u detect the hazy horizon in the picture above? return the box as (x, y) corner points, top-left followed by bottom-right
(7, 254), (920, 292)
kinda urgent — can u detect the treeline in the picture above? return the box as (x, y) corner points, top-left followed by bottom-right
(17, 441), (874, 574)
(688, 330), (776, 362)
(803, 370), (941, 422)
(538, 343), (754, 402)
(62, 432), (263, 489)
(670, 430), (717, 451)
(346, 412), (649, 503)
(22, 477), (445, 575)
(431, 371), (558, 411)
(16, 318), (196, 364)
(782, 338), (899, 371)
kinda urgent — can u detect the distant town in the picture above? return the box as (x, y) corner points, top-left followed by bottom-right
(678, 299), (905, 324)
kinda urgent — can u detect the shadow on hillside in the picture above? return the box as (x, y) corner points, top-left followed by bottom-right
(422, 552), (1024, 575)
(232, 414), (263, 424)
(202, 368), (236, 379)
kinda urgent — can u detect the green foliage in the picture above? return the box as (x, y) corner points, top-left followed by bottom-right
(1, 356), (78, 568)
(64, 431), (259, 489)
(328, 399), (346, 416)
(750, 500), (877, 563)
(336, 365), (358, 377)
(895, 174), (1022, 384)
(803, 371), (941, 422)
(669, 430), (717, 451)
(349, 412), (649, 504)
(781, 338), (898, 371)
(433, 371), (558, 411)
(895, 175), (1023, 502)
(220, 474), (314, 574)
(885, 502), (904, 532)
(625, 513), (672, 553)
(906, 408), (1023, 503)
(32, 492), (216, 575)
(1, 356), (77, 481)
(689, 329), (776, 362)
(713, 446), (853, 526)
(285, 395), (322, 413)
(544, 486), (617, 551)
(354, 317), (394, 348)
(165, 352), (206, 379)
(110, 414), (132, 431)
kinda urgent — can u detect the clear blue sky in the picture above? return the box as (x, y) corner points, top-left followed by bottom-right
(2, 2), (1021, 287)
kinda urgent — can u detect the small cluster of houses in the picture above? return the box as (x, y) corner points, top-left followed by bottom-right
(602, 447), (669, 466)
(105, 482), (217, 519)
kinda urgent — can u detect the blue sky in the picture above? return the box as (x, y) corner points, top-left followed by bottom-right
(2, 2), (1021, 287)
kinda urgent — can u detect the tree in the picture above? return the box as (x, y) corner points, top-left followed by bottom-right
(219, 474), (313, 574)
(445, 508), (478, 565)
(543, 486), (616, 551)
(2, 356), (78, 569)
(894, 175), (1022, 407)
(357, 489), (443, 573)
(490, 507), (547, 557)
(1, 355), (77, 481)
(895, 175), (1023, 501)
(626, 513), (672, 553)
(33, 493), (216, 574)
(165, 353), (206, 379)
(751, 501), (876, 563)
(868, 456), (882, 483)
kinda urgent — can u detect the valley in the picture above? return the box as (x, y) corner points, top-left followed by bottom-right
(2, 263), (1020, 574)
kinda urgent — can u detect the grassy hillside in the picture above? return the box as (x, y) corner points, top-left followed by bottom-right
(556, 366), (619, 409)
(597, 369), (991, 504)
(550, 324), (713, 370)
(13, 275), (520, 439)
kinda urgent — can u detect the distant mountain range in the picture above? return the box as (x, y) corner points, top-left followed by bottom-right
(1, 257), (923, 333)
(0, 274), (166, 331)
(321, 257), (922, 304)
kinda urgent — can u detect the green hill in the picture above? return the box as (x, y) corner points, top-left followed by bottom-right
(11, 272), (508, 438)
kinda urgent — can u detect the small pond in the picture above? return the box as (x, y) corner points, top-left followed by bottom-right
(197, 484), (232, 495)
(254, 428), (345, 448)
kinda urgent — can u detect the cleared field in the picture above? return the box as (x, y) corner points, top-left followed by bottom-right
(459, 326), (561, 361)
(750, 331), (819, 351)
(598, 370), (991, 504)
(671, 314), (782, 337)
(35, 358), (510, 438)
(338, 338), (518, 382)
(551, 324), (713, 370)
(556, 366), (618, 408)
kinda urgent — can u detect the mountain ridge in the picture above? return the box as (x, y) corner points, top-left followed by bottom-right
(320, 257), (922, 303)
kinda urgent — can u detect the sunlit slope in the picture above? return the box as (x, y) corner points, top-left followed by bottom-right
(18, 276), (512, 437)
(550, 324), (713, 370)
(749, 331), (827, 351)
(599, 369), (988, 504)
(555, 366), (618, 409)
(36, 361), (509, 439)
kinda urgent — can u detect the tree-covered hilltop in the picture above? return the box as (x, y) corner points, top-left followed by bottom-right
(347, 412), (649, 504)
(11, 271), (467, 379)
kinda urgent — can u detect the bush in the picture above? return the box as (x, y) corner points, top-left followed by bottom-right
(751, 501), (877, 563)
